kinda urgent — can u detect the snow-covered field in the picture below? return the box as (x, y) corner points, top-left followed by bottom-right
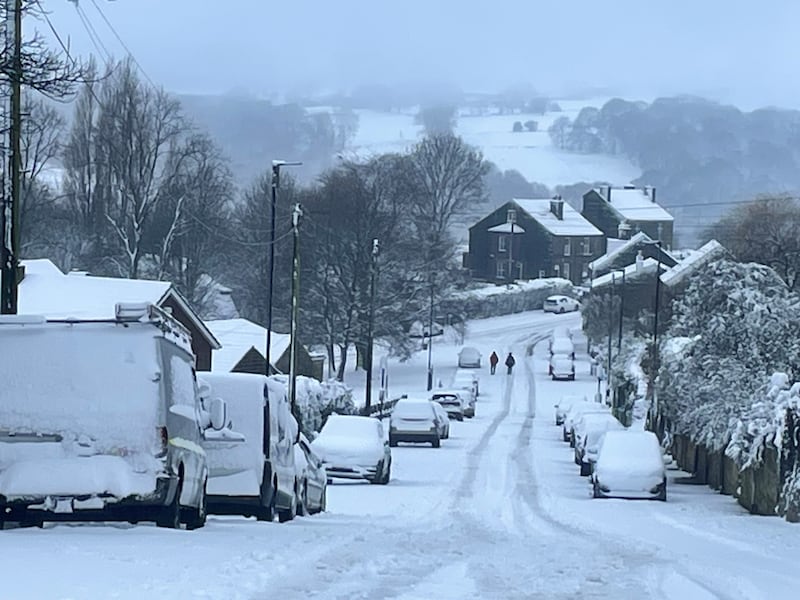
(3, 310), (799, 599)
(344, 99), (641, 187)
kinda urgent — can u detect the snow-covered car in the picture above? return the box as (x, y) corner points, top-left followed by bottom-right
(312, 415), (392, 484)
(593, 430), (667, 501)
(294, 434), (327, 515)
(563, 402), (610, 445)
(575, 417), (625, 476)
(453, 368), (479, 398)
(200, 372), (299, 523)
(0, 304), (223, 530)
(549, 336), (575, 359)
(573, 412), (620, 456)
(458, 346), (482, 368)
(549, 354), (576, 381)
(430, 401), (451, 439)
(389, 398), (442, 447)
(554, 395), (587, 426)
(543, 295), (580, 314)
(431, 389), (468, 421)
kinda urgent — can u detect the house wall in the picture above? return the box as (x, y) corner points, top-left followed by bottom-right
(581, 190), (674, 249)
(160, 296), (212, 371)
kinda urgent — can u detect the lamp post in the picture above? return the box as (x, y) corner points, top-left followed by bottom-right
(427, 281), (435, 391)
(287, 203), (303, 415)
(507, 208), (516, 283)
(365, 238), (380, 408)
(651, 241), (663, 406)
(607, 272), (615, 404)
(266, 160), (301, 376)
(617, 269), (626, 351)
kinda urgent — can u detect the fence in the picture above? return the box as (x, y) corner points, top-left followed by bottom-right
(359, 396), (403, 419)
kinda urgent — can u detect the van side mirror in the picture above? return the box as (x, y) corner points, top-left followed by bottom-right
(210, 397), (227, 431)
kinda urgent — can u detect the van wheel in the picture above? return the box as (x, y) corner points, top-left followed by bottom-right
(431, 437), (440, 448)
(186, 480), (207, 530)
(157, 476), (183, 529)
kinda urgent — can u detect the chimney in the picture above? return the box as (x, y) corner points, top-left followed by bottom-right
(606, 186), (612, 203)
(617, 220), (632, 240)
(549, 195), (564, 220)
(651, 186), (657, 204)
(635, 250), (644, 272)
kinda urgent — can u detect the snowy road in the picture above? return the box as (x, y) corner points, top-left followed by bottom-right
(3, 311), (799, 599)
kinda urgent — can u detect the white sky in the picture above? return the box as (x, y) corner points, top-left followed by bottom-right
(37, 0), (800, 107)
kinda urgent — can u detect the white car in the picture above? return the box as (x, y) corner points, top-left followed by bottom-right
(458, 346), (482, 368)
(549, 354), (575, 381)
(453, 369), (479, 399)
(389, 398), (442, 448)
(593, 430), (667, 501)
(431, 389), (469, 421)
(549, 336), (575, 358)
(573, 412), (620, 454)
(543, 295), (580, 314)
(563, 402), (610, 446)
(294, 434), (327, 515)
(576, 417), (625, 476)
(430, 401), (451, 439)
(554, 395), (587, 426)
(311, 415), (391, 485)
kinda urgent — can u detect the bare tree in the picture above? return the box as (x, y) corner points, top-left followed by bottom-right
(704, 195), (800, 290)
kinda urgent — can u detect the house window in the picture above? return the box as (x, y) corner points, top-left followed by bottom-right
(582, 237), (592, 256)
(563, 239), (571, 256)
(538, 269), (546, 279)
(498, 235), (507, 252)
(562, 263), (571, 280)
(496, 261), (507, 278)
(507, 209), (517, 223)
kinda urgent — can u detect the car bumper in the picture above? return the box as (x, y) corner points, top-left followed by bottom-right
(323, 463), (378, 481)
(390, 431), (437, 443)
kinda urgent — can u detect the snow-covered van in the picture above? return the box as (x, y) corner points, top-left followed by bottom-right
(0, 303), (226, 529)
(199, 372), (300, 522)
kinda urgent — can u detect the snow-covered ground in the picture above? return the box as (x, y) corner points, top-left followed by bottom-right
(344, 99), (641, 187)
(3, 310), (799, 599)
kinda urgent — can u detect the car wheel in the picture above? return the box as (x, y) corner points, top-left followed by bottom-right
(657, 479), (667, 502)
(580, 462), (592, 477)
(185, 479), (207, 530)
(389, 437), (398, 448)
(257, 476), (276, 522)
(562, 429), (570, 442)
(592, 482), (603, 499)
(319, 487), (327, 513)
(156, 475), (183, 529)
(559, 307), (565, 314)
(297, 483), (309, 517)
(431, 437), (440, 448)
(278, 483), (298, 523)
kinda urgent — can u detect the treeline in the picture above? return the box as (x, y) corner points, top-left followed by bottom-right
(548, 96), (800, 236)
(21, 58), (489, 380)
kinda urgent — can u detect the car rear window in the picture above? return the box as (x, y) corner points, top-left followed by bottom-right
(393, 401), (434, 419)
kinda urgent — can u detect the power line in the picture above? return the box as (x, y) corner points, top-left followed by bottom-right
(72, 1), (113, 63)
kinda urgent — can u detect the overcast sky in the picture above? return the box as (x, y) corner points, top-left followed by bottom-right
(39, 0), (800, 107)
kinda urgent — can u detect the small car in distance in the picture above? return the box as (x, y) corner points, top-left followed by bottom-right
(389, 398), (442, 448)
(576, 418), (625, 476)
(458, 346), (482, 368)
(311, 415), (391, 485)
(549, 336), (575, 359)
(431, 389), (468, 421)
(294, 433), (327, 515)
(554, 395), (587, 426)
(593, 430), (667, 501)
(543, 295), (580, 314)
(453, 368), (479, 399)
(550, 354), (575, 381)
(563, 402), (610, 445)
(430, 401), (451, 439)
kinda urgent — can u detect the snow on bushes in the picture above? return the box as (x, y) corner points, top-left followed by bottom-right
(442, 278), (576, 321)
(269, 375), (355, 436)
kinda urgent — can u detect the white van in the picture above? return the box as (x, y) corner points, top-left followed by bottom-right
(199, 372), (299, 522)
(0, 304), (223, 530)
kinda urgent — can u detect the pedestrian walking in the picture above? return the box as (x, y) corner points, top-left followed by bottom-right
(505, 352), (516, 375)
(489, 351), (499, 375)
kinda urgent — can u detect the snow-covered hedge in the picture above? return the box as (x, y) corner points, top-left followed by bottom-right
(442, 278), (576, 320)
(269, 375), (355, 436)
(608, 335), (649, 425)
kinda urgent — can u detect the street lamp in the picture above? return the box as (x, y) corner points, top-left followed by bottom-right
(365, 238), (380, 408)
(266, 160), (301, 376)
(427, 281), (435, 391)
(288, 203), (303, 416)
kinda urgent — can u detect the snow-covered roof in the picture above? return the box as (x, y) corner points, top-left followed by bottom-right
(660, 240), (726, 288)
(513, 198), (603, 236)
(487, 222), (525, 234)
(589, 232), (657, 271)
(590, 257), (668, 289)
(19, 259), (221, 349)
(596, 187), (674, 222)
(206, 318), (291, 372)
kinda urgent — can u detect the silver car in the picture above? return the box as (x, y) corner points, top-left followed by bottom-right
(389, 398), (442, 448)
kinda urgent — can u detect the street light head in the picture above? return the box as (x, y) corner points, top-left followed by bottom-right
(272, 160), (303, 168)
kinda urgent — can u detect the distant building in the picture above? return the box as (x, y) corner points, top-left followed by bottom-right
(466, 197), (605, 285)
(18, 259), (220, 370)
(589, 231), (678, 279)
(582, 186), (674, 249)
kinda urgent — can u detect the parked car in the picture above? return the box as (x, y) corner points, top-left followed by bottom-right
(458, 346), (482, 368)
(453, 368), (479, 398)
(573, 412), (620, 456)
(312, 415), (391, 484)
(575, 417), (625, 476)
(549, 336), (575, 359)
(543, 295), (580, 314)
(0, 303), (226, 530)
(430, 401), (451, 439)
(389, 398), (442, 448)
(554, 395), (587, 426)
(592, 430), (667, 501)
(200, 372), (299, 523)
(550, 354), (576, 381)
(431, 389), (468, 421)
(294, 434), (327, 515)
(563, 402), (610, 446)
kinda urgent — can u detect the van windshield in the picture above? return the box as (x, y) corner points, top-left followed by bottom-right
(0, 322), (162, 453)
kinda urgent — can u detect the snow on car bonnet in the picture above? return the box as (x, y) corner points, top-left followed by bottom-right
(320, 415), (378, 437)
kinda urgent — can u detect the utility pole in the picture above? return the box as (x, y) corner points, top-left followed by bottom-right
(607, 272), (615, 406)
(287, 203), (303, 415)
(426, 281), (435, 391)
(507, 208), (516, 283)
(617, 269), (625, 351)
(365, 238), (380, 408)
(651, 241), (663, 411)
(265, 160), (301, 376)
(1, 0), (21, 315)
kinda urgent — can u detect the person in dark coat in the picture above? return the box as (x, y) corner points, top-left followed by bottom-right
(505, 352), (516, 375)
(489, 351), (499, 374)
